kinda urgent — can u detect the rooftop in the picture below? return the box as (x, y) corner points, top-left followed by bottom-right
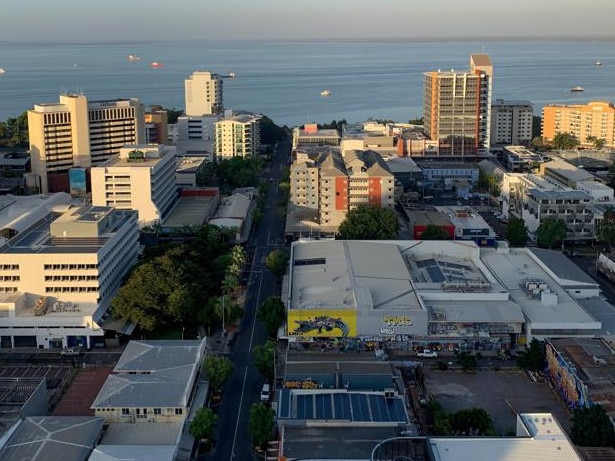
(0, 416), (104, 461)
(91, 340), (206, 409)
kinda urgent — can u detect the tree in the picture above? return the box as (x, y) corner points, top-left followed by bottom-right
(457, 352), (478, 372)
(259, 115), (288, 146)
(257, 297), (286, 338)
(203, 355), (234, 391)
(408, 117), (424, 125)
(266, 249), (289, 280)
(338, 205), (398, 240)
(189, 407), (218, 441)
(253, 340), (276, 382)
(570, 404), (615, 447)
(516, 338), (546, 372)
(586, 135), (607, 150)
(448, 408), (496, 436)
(552, 132), (579, 150)
(249, 403), (275, 451)
(536, 218), (567, 249)
(506, 217), (528, 247)
(421, 224), (451, 240)
(531, 136), (546, 150)
(531, 115), (543, 140)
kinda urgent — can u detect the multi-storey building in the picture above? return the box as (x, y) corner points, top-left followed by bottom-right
(502, 172), (596, 241)
(184, 71), (223, 116)
(0, 196), (139, 348)
(27, 94), (145, 193)
(91, 145), (178, 226)
(144, 109), (169, 145)
(289, 150), (394, 232)
(214, 114), (261, 160)
(542, 101), (615, 148)
(292, 124), (341, 157)
(490, 99), (533, 146)
(423, 54), (493, 157)
(175, 114), (219, 160)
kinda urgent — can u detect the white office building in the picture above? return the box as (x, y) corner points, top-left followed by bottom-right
(491, 99), (534, 147)
(0, 198), (139, 349)
(175, 114), (219, 160)
(214, 114), (261, 160)
(184, 71), (223, 116)
(91, 145), (178, 227)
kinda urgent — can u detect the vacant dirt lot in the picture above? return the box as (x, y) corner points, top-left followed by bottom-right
(424, 369), (571, 434)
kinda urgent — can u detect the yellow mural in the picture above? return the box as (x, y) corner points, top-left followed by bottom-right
(288, 309), (357, 338)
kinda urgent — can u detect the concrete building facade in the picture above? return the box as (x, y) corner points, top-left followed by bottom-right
(542, 101), (615, 149)
(0, 200), (139, 349)
(423, 54), (493, 157)
(27, 94), (145, 194)
(91, 145), (178, 226)
(214, 114), (261, 160)
(490, 99), (533, 146)
(184, 71), (223, 116)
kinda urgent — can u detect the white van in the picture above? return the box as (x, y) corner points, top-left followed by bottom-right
(260, 383), (271, 402)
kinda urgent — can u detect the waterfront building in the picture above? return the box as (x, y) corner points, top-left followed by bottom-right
(175, 114), (219, 160)
(542, 101), (615, 149)
(27, 94), (145, 193)
(423, 54), (493, 157)
(91, 145), (178, 227)
(214, 113), (261, 160)
(490, 99), (533, 147)
(184, 71), (223, 116)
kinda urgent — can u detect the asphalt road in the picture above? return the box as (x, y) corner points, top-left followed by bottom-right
(204, 141), (289, 461)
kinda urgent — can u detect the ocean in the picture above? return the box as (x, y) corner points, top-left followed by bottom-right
(0, 39), (614, 127)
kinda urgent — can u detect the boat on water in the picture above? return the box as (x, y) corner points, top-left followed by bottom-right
(595, 60), (602, 66)
(128, 54), (141, 62)
(228, 72), (235, 78)
(570, 86), (584, 92)
(320, 89), (331, 97)
(0, 68), (5, 75)
(150, 61), (165, 68)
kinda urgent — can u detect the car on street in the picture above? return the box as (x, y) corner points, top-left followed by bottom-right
(260, 383), (271, 402)
(60, 348), (82, 357)
(416, 349), (438, 358)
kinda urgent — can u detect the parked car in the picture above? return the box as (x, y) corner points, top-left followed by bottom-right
(416, 349), (438, 358)
(60, 348), (82, 357)
(260, 383), (271, 402)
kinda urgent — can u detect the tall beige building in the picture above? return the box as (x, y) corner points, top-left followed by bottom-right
(185, 71), (224, 116)
(542, 101), (615, 148)
(423, 54), (493, 157)
(490, 99), (533, 146)
(28, 94), (145, 193)
(214, 114), (261, 160)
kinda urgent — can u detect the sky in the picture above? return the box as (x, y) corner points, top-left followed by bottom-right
(2, 0), (615, 42)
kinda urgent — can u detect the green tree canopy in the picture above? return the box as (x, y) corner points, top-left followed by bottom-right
(506, 217), (528, 247)
(421, 224), (451, 240)
(266, 249), (289, 280)
(516, 338), (546, 372)
(532, 115), (542, 140)
(203, 355), (234, 391)
(259, 115), (288, 145)
(338, 205), (398, 240)
(586, 135), (607, 150)
(448, 408), (496, 436)
(570, 404), (615, 448)
(249, 403), (276, 451)
(536, 218), (567, 249)
(253, 340), (276, 382)
(189, 407), (218, 441)
(457, 352), (478, 372)
(552, 132), (580, 150)
(257, 297), (286, 339)
(0, 112), (28, 147)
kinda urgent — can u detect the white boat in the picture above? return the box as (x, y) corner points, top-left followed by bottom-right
(150, 61), (165, 68)
(320, 89), (331, 97)
(128, 54), (141, 62)
(228, 72), (236, 78)
(0, 68), (5, 74)
(595, 60), (602, 66)
(570, 86), (584, 92)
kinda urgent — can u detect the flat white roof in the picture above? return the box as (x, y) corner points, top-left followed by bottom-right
(290, 240), (422, 312)
(434, 206), (494, 234)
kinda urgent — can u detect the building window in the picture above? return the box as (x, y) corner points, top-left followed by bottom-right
(175, 408), (183, 415)
(154, 408), (162, 415)
(122, 408), (130, 415)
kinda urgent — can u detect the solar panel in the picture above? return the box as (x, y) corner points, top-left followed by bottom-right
(279, 389), (291, 419)
(426, 266), (445, 283)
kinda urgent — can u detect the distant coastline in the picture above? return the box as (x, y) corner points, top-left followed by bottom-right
(2, 35), (615, 46)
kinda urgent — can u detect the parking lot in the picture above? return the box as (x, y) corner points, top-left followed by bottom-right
(424, 369), (570, 434)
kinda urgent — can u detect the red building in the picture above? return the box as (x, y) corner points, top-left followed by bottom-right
(406, 210), (455, 240)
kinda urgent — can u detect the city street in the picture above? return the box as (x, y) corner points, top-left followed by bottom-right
(204, 140), (289, 461)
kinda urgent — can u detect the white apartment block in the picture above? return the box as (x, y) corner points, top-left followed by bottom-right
(214, 114), (261, 160)
(91, 145), (178, 227)
(491, 99), (533, 146)
(0, 197), (139, 349)
(175, 114), (219, 160)
(28, 94), (145, 194)
(502, 172), (596, 241)
(185, 71), (223, 116)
